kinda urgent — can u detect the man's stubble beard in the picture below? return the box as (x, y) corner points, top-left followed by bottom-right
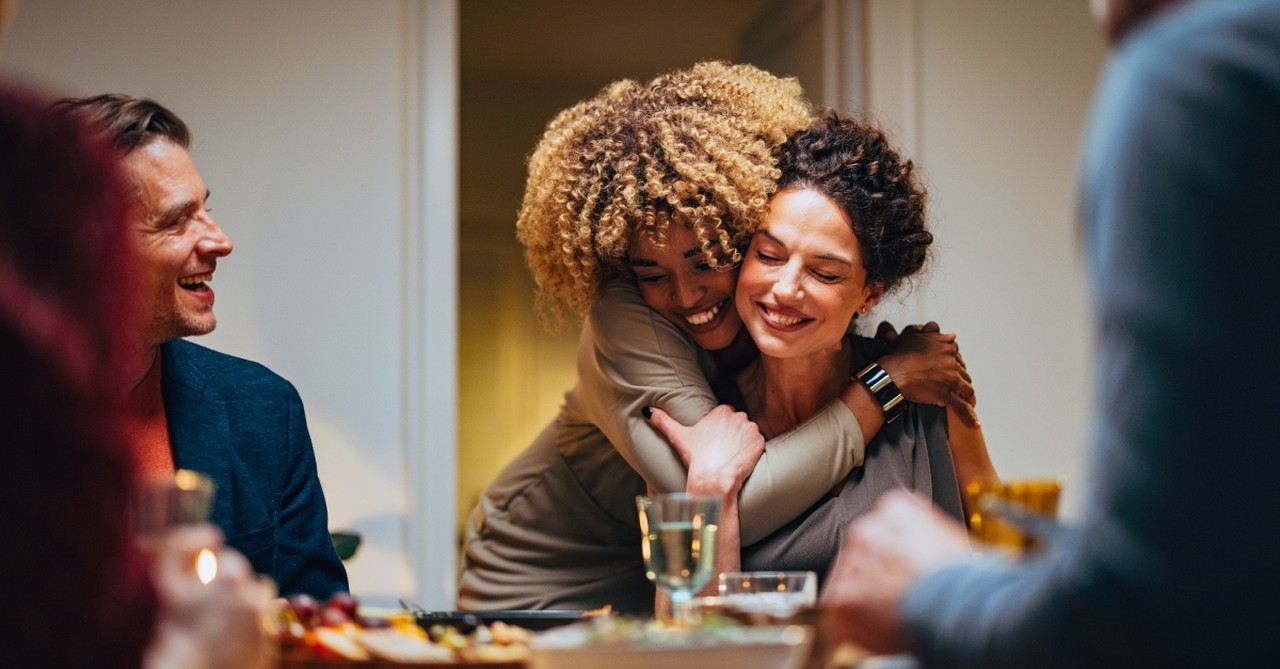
(144, 310), (217, 348)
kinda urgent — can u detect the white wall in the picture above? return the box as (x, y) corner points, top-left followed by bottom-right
(1, 0), (459, 607)
(905, 0), (1105, 516)
(745, 0), (1106, 517)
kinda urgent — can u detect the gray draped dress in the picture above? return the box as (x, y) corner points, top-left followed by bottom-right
(719, 335), (966, 583)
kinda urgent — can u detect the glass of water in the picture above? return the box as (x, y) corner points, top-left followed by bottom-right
(718, 571), (817, 619)
(636, 493), (721, 623)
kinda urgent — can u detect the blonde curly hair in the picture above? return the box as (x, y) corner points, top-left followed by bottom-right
(516, 61), (813, 324)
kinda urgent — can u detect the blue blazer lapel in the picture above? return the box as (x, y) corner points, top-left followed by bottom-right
(161, 340), (236, 528)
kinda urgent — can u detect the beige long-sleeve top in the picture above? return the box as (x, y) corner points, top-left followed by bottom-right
(457, 281), (866, 613)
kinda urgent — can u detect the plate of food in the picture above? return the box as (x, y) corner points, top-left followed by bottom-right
(526, 615), (814, 669)
(278, 593), (532, 667)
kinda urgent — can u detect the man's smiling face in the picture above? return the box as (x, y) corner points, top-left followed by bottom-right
(122, 139), (233, 347)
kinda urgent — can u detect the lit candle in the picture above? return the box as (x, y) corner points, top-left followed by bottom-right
(196, 548), (218, 584)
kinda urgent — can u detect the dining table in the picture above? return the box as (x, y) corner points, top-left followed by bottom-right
(273, 606), (920, 669)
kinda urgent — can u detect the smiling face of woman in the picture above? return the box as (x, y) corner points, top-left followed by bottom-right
(736, 187), (882, 360)
(629, 222), (743, 351)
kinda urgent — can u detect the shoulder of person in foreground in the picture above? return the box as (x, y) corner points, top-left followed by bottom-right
(904, 2), (1280, 667)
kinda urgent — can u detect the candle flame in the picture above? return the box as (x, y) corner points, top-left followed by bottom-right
(196, 548), (217, 584)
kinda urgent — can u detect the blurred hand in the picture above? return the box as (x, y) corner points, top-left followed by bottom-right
(876, 321), (980, 428)
(645, 404), (765, 496)
(821, 490), (971, 654)
(145, 524), (273, 669)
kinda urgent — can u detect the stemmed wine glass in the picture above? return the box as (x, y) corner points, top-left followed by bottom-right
(636, 493), (721, 624)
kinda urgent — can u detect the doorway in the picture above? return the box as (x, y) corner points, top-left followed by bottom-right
(455, 0), (778, 535)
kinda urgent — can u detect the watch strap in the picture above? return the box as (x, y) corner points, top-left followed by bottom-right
(856, 362), (906, 423)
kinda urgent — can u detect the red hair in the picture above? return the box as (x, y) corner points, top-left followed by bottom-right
(0, 82), (155, 668)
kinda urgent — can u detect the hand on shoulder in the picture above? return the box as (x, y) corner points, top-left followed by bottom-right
(875, 321), (980, 428)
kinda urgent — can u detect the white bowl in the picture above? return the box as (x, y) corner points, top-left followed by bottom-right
(528, 623), (814, 669)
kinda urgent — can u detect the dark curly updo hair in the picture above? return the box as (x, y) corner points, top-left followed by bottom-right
(774, 110), (931, 295)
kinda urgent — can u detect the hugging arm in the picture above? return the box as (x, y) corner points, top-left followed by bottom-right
(584, 282), (860, 544)
(587, 282), (978, 544)
(647, 405), (766, 594)
(875, 321), (979, 429)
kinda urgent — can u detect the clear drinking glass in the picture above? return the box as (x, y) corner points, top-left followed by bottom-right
(132, 469), (216, 551)
(718, 571), (817, 620)
(636, 493), (721, 623)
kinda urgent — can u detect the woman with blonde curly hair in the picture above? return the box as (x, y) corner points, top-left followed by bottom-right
(458, 62), (978, 614)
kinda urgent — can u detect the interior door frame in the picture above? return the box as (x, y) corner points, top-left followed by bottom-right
(403, 0), (459, 609)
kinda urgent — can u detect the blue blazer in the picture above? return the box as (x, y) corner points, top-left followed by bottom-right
(161, 339), (348, 598)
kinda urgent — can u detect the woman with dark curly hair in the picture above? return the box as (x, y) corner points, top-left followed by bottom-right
(459, 63), (980, 614)
(665, 111), (998, 577)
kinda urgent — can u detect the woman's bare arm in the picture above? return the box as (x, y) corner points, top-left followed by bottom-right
(945, 409), (999, 519)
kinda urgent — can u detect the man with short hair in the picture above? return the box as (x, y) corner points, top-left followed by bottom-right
(55, 94), (348, 599)
(820, 0), (1280, 666)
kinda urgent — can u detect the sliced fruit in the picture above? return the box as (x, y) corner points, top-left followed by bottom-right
(310, 626), (370, 661)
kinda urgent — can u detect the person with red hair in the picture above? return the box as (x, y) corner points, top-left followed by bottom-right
(1, 79), (154, 669)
